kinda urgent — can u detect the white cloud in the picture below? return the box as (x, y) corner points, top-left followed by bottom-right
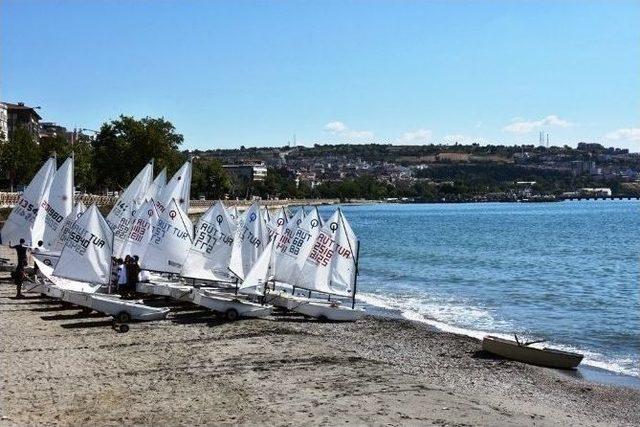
(605, 128), (640, 143)
(323, 120), (374, 140)
(396, 128), (432, 145)
(503, 115), (573, 134)
(324, 121), (348, 133)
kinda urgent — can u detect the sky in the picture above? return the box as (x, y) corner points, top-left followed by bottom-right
(1, 0), (639, 151)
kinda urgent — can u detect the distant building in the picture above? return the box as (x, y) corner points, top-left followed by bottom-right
(0, 103), (7, 140)
(580, 187), (612, 197)
(1, 101), (42, 141)
(223, 161), (268, 182)
(39, 122), (68, 140)
(571, 160), (598, 176)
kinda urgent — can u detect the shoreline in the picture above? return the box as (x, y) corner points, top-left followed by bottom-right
(1, 275), (639, 426)
(359, 293), (640, 390)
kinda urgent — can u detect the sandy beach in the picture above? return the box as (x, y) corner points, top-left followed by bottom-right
(0, 274), (639, 426)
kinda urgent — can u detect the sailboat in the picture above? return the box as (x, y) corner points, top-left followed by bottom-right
(1, 156), (57, 247)
(189, 201), (273, 319)
(260, 208), (364, 321)
(179, 200), (237, 288)
(106, 161), (154, 230)
(155, 159), (192, 215)
(264, 206), (322, 308)
(137, 198), (194, 298)
(33, 204), (169, 325)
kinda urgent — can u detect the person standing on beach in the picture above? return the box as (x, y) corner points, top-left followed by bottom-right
(12, 263), (26, 298)
(116, 258), (128, 295)
(10, 239), (28, 268)
(9, 239), (28, 298)
(126, 256), (141, 296)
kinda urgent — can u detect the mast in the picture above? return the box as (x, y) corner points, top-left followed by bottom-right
(337, 207), (359, 309)
(71, 151), (75, 206)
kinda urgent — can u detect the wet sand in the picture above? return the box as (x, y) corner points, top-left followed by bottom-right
(1, 274), (639, 426)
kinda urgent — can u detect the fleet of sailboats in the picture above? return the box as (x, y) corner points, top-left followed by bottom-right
(1, 155), (365, 328)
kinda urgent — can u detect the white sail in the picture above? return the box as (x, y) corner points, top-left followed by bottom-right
(112, 203), (137, 258)
(119, 199), (159, 261)
(38, 157), (74, 249)
(272, 207), (322, 284)
(52, 201), (86, 252)
(228, 202), (269, 280)
(1, 157), (56, 247)
(239, 240), (274, 295)
(141, 199), (193, 274)
(181, 201), (236, 282)
(52, 204), (113, 285)
(106, 161), (153, 230)
(293, 209), (358, 297)
(145, 167), (166, 201)
(267, 206), (288, 242)
(156, 160), (191, 214)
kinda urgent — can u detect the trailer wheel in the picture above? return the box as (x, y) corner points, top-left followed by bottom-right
(80, 307), (93, 315)
(225, 308), (239, 321)
(116, 311), (131, 323)
(119, 324), (130, 333)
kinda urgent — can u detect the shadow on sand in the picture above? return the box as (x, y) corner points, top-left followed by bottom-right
(61, 320), (115, 329)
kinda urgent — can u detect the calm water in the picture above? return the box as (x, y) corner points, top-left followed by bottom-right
(320, 201), (640, 378)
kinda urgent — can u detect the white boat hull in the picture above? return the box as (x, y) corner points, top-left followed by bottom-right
(136, 281), (174, 297)
(168, 284), (196, 302)
(193, 290), (271, 319)
(292, 301), (364, 322)
(61, 290), (169, 321)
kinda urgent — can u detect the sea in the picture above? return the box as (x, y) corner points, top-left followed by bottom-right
(318, 200), (639, 385)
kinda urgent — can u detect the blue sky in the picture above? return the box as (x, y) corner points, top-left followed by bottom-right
(2, 0), (639, 151)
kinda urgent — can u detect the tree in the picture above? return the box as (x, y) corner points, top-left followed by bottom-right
(92, 115), (184, 192)
(0, 127), (41, 191)
(191, 158), (231, 199)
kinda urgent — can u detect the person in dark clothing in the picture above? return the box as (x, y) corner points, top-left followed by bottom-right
(10, 239), (28, 268)
(12, 264), (26, 298)
(126, 256), (141, 296)
(10, 239), (28, 298)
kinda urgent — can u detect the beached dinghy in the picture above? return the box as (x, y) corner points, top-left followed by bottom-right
(192, 290), (271, 320)
(1, 156), (56, 247)
(270, 208), (365, 321)
(37, 205), (169, 324)
(191, 202), (273, 320)
(175, 200), (238, 300)
(482, 335), (583, 369)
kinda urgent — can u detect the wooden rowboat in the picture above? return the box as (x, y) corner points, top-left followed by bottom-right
(482, 335), (583, 369)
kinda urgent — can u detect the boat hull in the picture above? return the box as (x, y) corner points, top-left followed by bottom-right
(193, 291), (271, 319)
(61, 290), (169, 321)
(136, 281), (174, 297)
(292, 301), (364, 322)
(168, 284), (196, 302)
(482, 336), (583, 369)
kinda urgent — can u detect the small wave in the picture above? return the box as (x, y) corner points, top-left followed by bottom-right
(358, 292), (639, 379)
